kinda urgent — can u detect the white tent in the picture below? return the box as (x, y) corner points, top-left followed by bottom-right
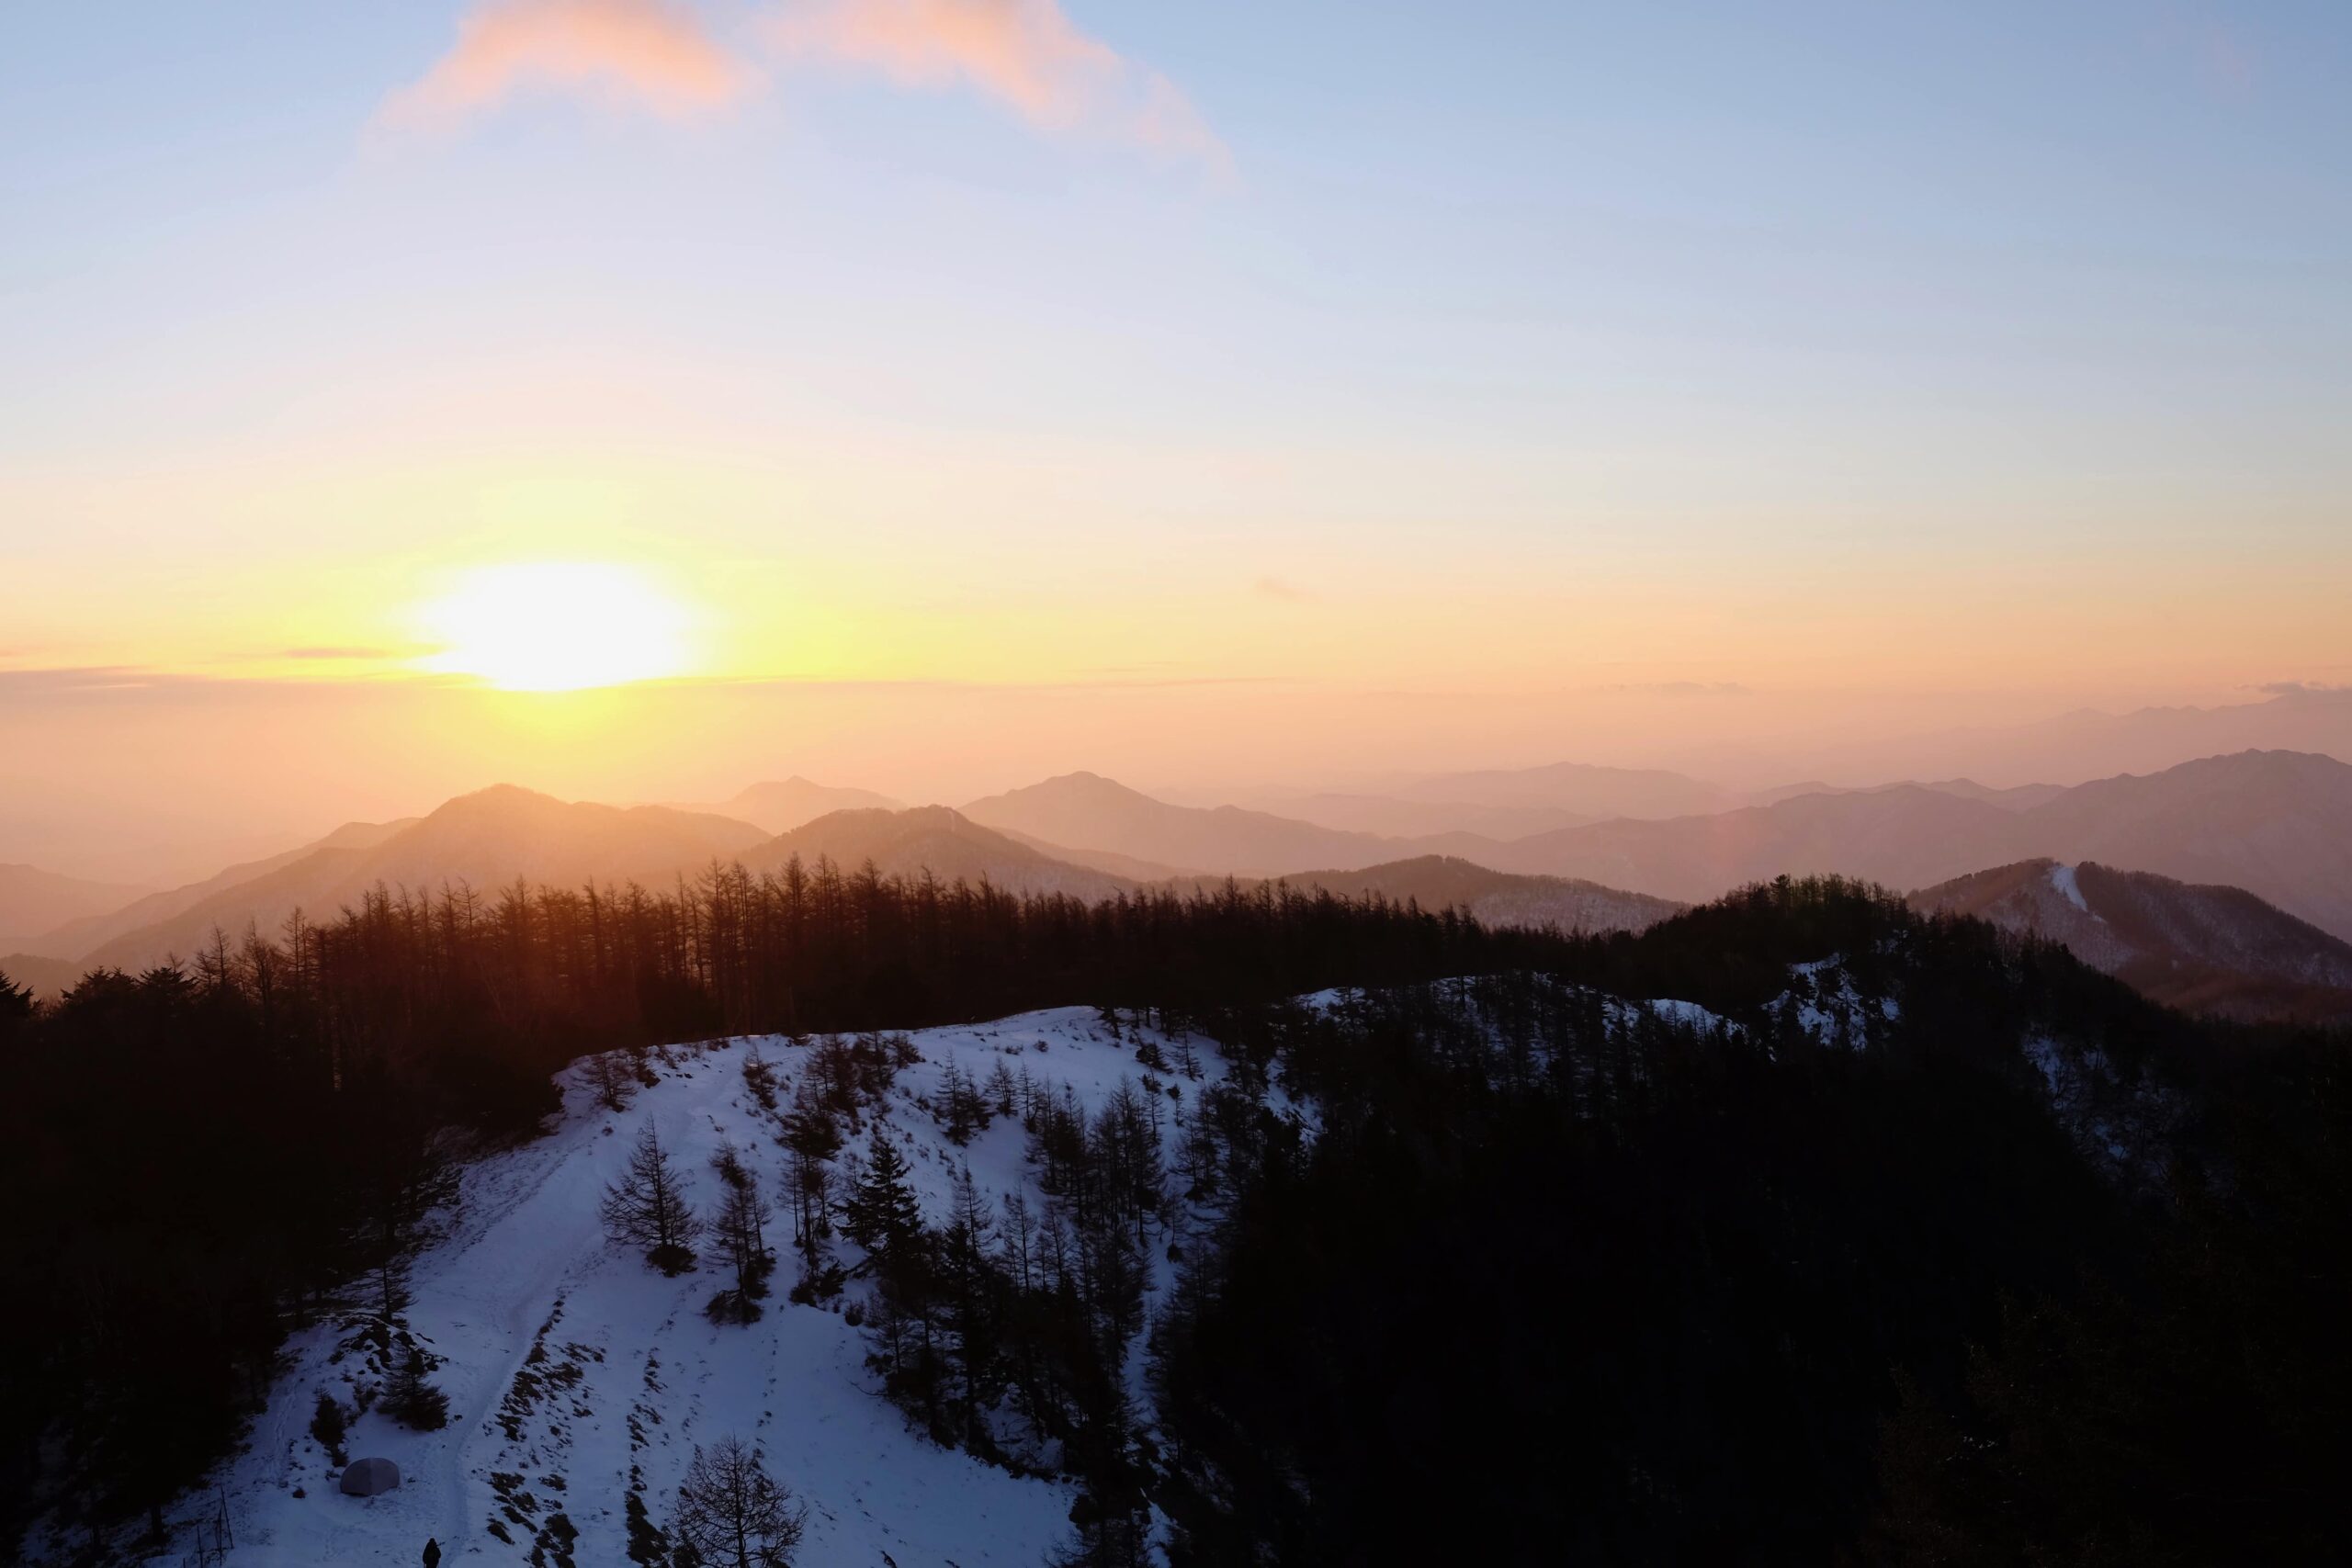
(340, 1457), (401, 1496)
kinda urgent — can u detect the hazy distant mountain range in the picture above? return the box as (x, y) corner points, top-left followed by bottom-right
(1485, 750), (2352, 942)
(1912, 859), (2352, 1024)
(36, 788), (763, 976)
(737, 807), (1131, 901)
(1769, 684), (2352, 791)
(0, 863), (151, 950)
(27, 818), (421, 960)
(1390, 760), (1744, 818)
(7, 750), (2352, 1028)
(1187, 856), (1686, 937)
(961, 772), (1499, 875)
(1232, 794), (1598, 842)
(673, 777), (904, 835)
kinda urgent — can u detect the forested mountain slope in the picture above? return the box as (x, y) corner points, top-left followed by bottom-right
(1503, 750), (2352, 940)
(63, 788), (766, 976)
(741, 806), (1135, 899)
(25, 817), (417, 960)
(1195, 854), (1684, 936)
(4, 874), (2345, 1565)
(1912, 858), (2352, 1022)
(110, 1008), (1229, 1567)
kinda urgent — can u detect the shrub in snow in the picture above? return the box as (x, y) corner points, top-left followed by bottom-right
(382, 1348), (449, 1431)
(309, 1390), (349, 1466)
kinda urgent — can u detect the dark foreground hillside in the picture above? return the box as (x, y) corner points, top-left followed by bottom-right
(1149, 883), (2351, 1563)
(1, 872), (2345, 1564)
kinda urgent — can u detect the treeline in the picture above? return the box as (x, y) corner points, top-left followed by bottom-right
(1140, 881), (2352, 1564)
(0, 859), (1555, 1556)
(6, 873), (2344, 1562)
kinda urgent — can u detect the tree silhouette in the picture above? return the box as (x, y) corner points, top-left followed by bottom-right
(672, 1436), (806, 1568)
(600, 1122), (702, 1273)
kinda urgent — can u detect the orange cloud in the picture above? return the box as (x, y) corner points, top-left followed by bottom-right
(378, 0), (1226, 173)
(381, 0), (755, 129)
(770, 0), (1230, 174)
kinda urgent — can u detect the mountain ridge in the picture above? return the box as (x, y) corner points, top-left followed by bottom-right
(1910, 857), (2352, 1022)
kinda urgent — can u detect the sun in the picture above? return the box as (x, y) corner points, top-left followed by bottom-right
(417, 562), (695, 691)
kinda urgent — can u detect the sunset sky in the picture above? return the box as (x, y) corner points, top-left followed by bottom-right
(6, 1), (2351, 869)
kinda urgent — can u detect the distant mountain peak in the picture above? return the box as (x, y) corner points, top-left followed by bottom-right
(699, 778), (904, 834)
(436, 782), (564, 813)
(1913, 854), (2352, 1024)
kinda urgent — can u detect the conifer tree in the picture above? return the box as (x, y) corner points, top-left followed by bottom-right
(309, 1389), (348, 1465)
(382, 1346), (449, 1431)
(709, 1179), (776, 1322)
(0, 970), (34, 1046)
(940, 1166), (1001, 1417)
(842, 1126), (922, 1259)
(601, 1122), (703, 1273)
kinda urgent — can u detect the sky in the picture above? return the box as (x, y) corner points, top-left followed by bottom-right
(4, 1), (2351, 872)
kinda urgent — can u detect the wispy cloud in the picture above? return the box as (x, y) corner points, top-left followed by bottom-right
(379, 0), (756, 131)
(1252, 575), (1312, 604)
(1610, 681), (1753, 698)
(769, 0), (1228, 173)
(2147, 5), (2257, 101)
(2256, 680), (2352, 703)
(0, 666), (190, 697)
(379, 0), (1227, 173)
(276, 646), (403, 661)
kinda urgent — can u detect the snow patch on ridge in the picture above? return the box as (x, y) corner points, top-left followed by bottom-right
(2049, 863), (2096, 917)
(143, 1007), (1231, 1568)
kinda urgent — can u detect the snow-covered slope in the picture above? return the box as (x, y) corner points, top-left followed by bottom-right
(150, 1007), (1243, 1568)
(1911, 857), (2352, 1022)
(66, 949), (2190, 1567)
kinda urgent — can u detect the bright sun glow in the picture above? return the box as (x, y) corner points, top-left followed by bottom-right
(417, 562), (695, 691)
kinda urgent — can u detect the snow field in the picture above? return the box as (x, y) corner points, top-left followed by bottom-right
(191, 1006), (1230, 1567)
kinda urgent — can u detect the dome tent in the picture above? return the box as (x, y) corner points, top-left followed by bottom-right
(340, 1457), (401, 1496)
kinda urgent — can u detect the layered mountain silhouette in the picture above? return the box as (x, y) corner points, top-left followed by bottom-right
(2008, 750), (2352, 936)
(14, 750), (2350, 1006)
(1227, 794), (1597, 841)
(25, 817), (419, 959)
(1388, 760), (1739, 818)
(0, 951), (85, 1000)
(674, 777), (903, 835)
(1789, 683), (2352, 788)
(1744, 778), (2068, 811)
(961, 771), (1496, 875)
(1493, 786), (2025, 901)
(52, 787), (768, 976)
(1492, 750), (2352, 941)
(0, 863), (151, 950)
(1911, 859), (2352, 1023)
(738, 807), (1131, 900)
(1197, 855), (1684, 936)
(1232, 761), (1747, 840)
